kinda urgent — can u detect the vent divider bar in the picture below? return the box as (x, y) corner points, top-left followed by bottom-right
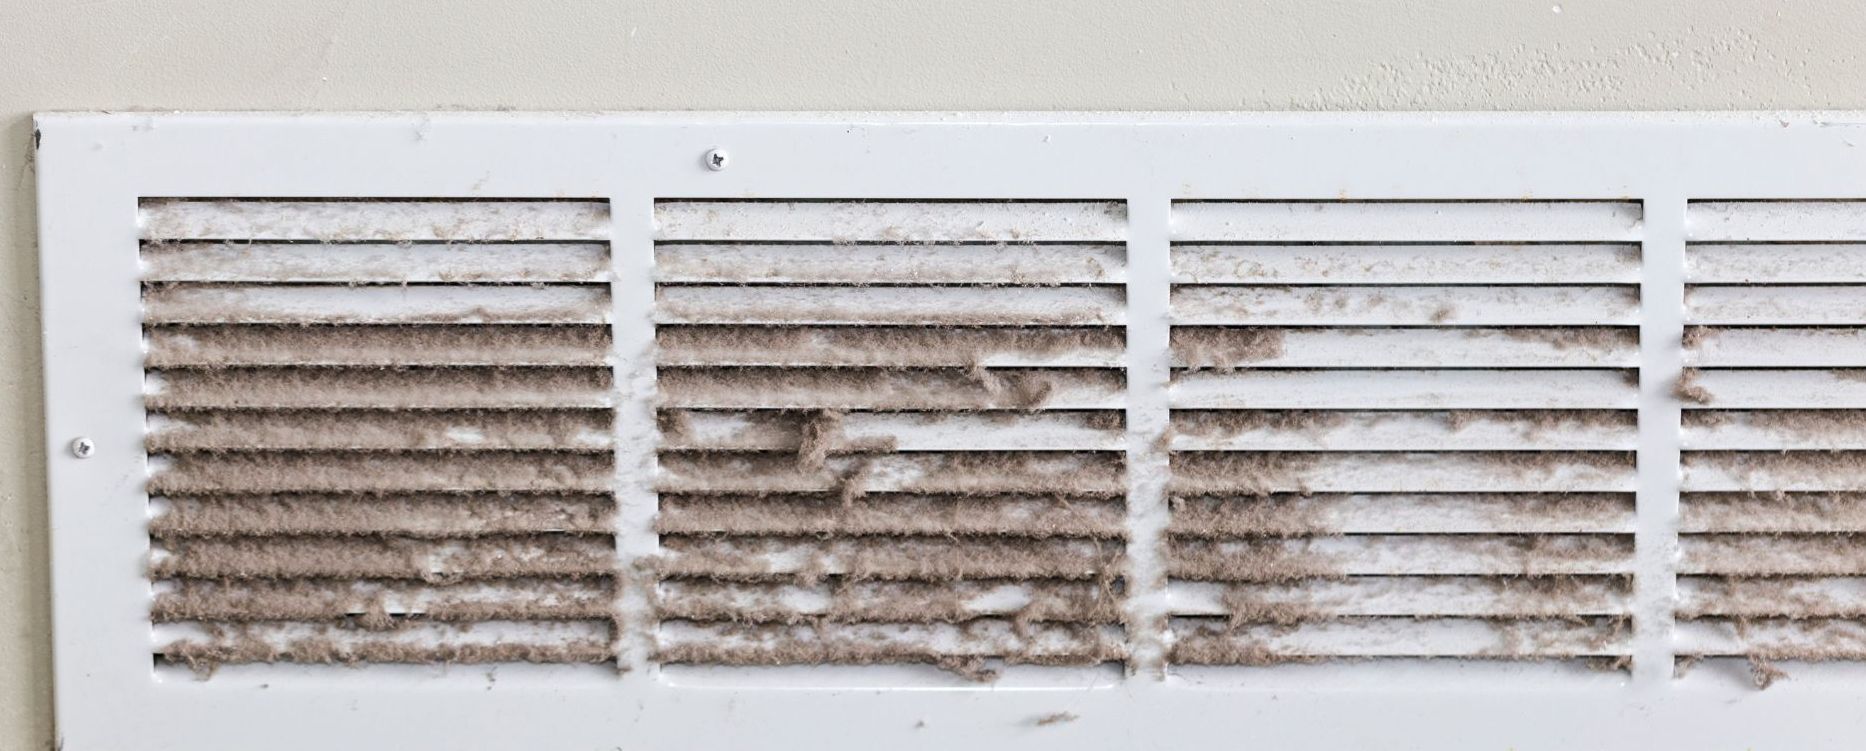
(612, 193), (660, 678)
(1124, 198), (1172, 677)
(1635, 196), (1686, 686)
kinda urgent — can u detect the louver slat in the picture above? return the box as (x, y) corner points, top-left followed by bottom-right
(1677, 200), (1866, 673)
(652, 200), (1128, 676)
(1164, 201), (1640, 666)
(140, 199), (618, 671)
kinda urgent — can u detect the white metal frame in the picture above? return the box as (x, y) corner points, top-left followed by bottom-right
(36, 112), (1866, 750)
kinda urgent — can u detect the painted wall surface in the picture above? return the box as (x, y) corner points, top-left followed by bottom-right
(3, 0), (1864, 746)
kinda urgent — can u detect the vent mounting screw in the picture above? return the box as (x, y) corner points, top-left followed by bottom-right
(703, 148), (729, 171)
(70, 437), (95, 459)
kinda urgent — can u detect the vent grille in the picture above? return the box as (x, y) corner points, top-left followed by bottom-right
(1679, 201), (1866, 677)
(650, 200), (1130, 676)
(140, 199), (620, 670)
(1163, 201), (1643, 666)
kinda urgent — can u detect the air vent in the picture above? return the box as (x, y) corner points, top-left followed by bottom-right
(1679, 200), (1866, 683)
(139, 199), (620, 670)
(650, 200), (1130, 676)
(1164, 201), (1643, 667)
(45, 112), (1866, 750)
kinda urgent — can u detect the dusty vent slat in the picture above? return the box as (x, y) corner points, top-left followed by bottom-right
(654, 200), (1126, 242)
(144, 285), (611, 325)
(155, 621), (615, 668)
(151, 579), (615, 622)
(656, 286), (1125, 326)
(145, 369), (614, 410)
(1171, 286), (1639, 326)
(658, 243), (1125, 284)
(1169, 536), (1634, 578)
(1174, 327), (1639, 368)
(655, 327), (1123, 368)
(1172, 201), (1643, 242)
(1172, 244), (1640, 284)
(142, 199), (611, 241)
(1170, 618), (1629, 663)
(139, 198), (618, 671)
(149, 495), (614, 537)
(141, 242), (610, 283)
(660, 411), (1124, 452)
(1173, 411), (1636, 451)
(145, 325), (611, 368)
(152, 536), (616, 580)
(1685, 412), (1866, 450)
(1165, 200), (1641, 667)
(1167, 494), (1634, 535)
(1171, 577), (1631, 618)
(1678, 200), (1866, 673)
(1685, 328), (1866, 367)
(147, 410), (614, 452)
(1170, 452), (1635, 494)
(655, 580), (1119, 623)
(651, 199), (1128, 677)
(1173, 370), (1636, 409)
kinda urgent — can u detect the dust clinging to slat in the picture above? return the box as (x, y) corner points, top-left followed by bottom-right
(649, 200), (1130, 679)
(1164, 201), (1642, 669)
(1676, 201), (1866, 687)
(139, 198), (620, 672)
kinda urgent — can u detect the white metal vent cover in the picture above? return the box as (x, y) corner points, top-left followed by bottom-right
(34, 112), (1866, 750)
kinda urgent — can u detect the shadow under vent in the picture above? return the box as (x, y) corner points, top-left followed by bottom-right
(140, 199), (619, 670)
(651, 200), (1130, 677)
(1679, 201), (1866, 679)
(1164, 201), (1641, 668)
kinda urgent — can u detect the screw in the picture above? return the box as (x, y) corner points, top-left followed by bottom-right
(70, 437), (95, 459)
(703, 148), (729, 171)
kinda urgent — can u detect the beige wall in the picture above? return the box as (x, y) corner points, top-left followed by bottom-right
(5, 0), (1865, 747)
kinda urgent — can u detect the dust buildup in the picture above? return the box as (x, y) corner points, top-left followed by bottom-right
(1685, 451), (1866, 493)
(140, 223), (621, 673)
(653, 621), (1126, 681)
(795, 409), (842, 469)
(147, 366), (613, 410)
(1497, 326), (1639, 353)
(657, 494), (1126, 539)
(152, 579), (615, 623)
(161, 631), (614, 674)
(1171, 328), (1286, 370)
(154, 536), (616, 582)
(648, 230), (1134, 676)
(1168, 451), (1634, 497)
(147, 409), (613, 452)
(1683, 492), (1866, 534)
(1682, 533), (1866, 576)
(1166, 493), (1630, 539)
(658, 451), (1127, 497)
(655, 580), (1121, 625)
(657, 325), (1123, 367)
(657, 367), (1122, 411)
(656, 537), (1122, 582)
(149, 451), (614, 494)
(145, 324), (611, 367)
(1674, 368), (1714, 405)
(151, 494), (614, 538)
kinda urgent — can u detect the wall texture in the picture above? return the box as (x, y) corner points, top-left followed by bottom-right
(4, 0), (1865, 747)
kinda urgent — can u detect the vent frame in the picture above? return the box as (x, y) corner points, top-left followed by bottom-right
(37, 112), (1866, 750)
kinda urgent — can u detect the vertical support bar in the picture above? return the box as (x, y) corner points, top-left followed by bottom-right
(610, 194), (660, 678)
(1633, 196), (1687, 687)
(1123, 197), (1173, 677)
